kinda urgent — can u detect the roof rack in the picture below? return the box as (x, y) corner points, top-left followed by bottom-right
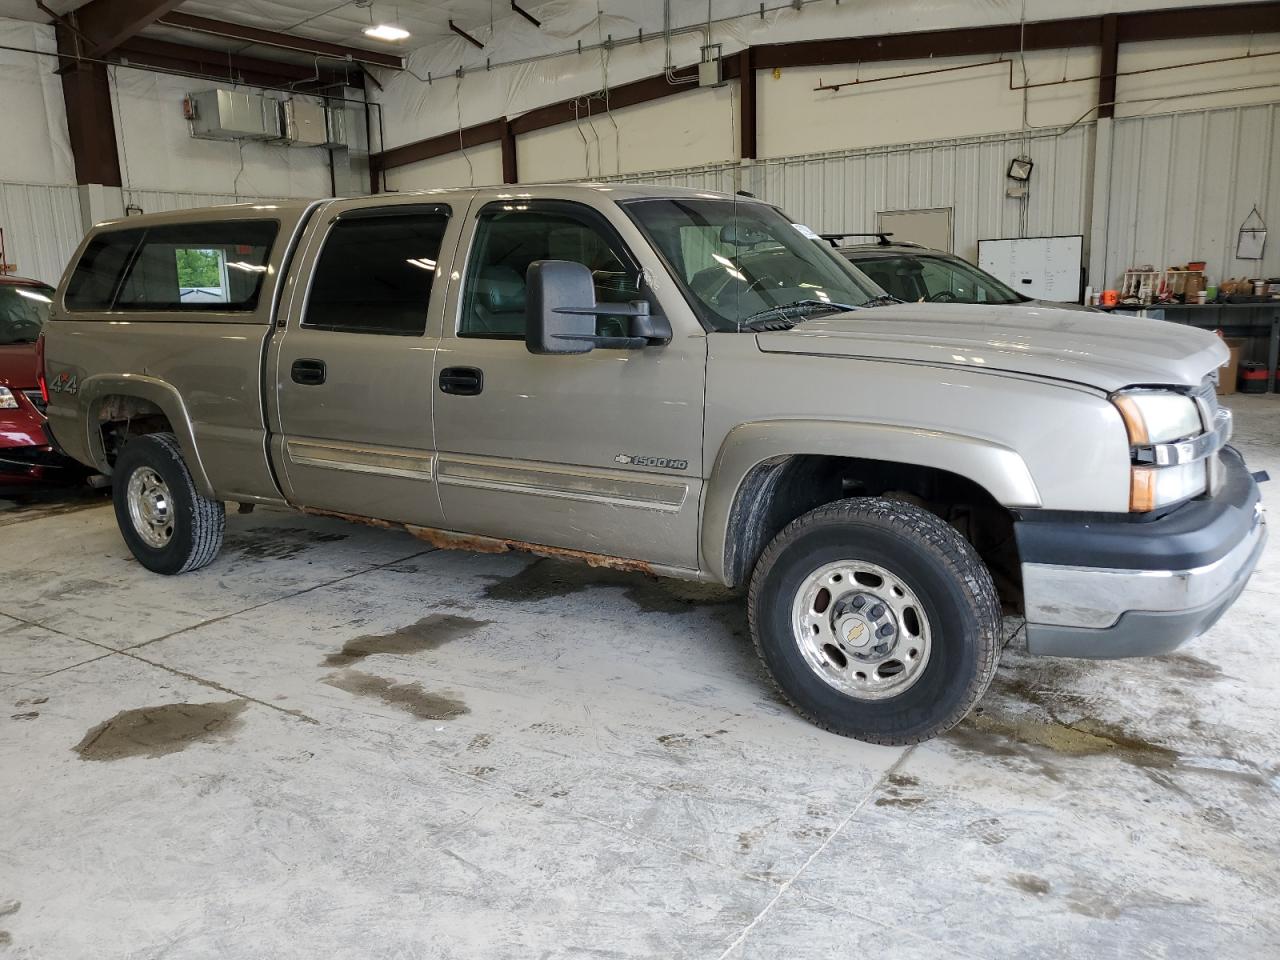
(819, 231), (894, 248)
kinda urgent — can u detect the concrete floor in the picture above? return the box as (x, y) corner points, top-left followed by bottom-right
(2, 398), (1279, 960)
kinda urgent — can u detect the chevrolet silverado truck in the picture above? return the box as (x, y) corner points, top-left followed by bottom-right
(40, 185), (1266, 744)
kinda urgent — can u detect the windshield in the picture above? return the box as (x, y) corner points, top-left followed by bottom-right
(622, 198), (884, 331)
(849, 253), (1023, 305)
(0, 283), (54, 345)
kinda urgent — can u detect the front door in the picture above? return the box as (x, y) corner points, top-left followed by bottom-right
(433, 196), (706, 570)
(268, 201), (459, 527)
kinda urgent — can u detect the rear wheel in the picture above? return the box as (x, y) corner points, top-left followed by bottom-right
(748, 498), (1001, 744)
(112, 433), (224, 574)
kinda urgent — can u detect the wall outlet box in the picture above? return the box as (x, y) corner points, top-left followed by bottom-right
(1006, 184), (1028, 199)
(698, 58), (725, 87)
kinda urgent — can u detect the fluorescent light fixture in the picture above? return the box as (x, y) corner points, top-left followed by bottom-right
(226, 262), (268, 273)
(364, 23), (410, 42)
(15, 288), (52, 303)
(406, 258), (436, 271)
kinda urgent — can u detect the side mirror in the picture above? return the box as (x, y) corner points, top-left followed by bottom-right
(525, 260), (671, 355)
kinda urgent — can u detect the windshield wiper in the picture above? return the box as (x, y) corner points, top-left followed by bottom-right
(740, 298), (860, 330)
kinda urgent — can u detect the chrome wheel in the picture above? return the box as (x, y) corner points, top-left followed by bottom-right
(126, 467), (174, 549)
(791, 560), (932, 700)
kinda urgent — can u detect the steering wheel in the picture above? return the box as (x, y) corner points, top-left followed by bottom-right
(927, 290), (959, 303)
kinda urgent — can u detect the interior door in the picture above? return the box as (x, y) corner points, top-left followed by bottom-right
(432, 196), (706, 570)
(268, 201), (458, 527)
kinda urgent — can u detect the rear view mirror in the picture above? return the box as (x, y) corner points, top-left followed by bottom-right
(525, 260), (671, 355)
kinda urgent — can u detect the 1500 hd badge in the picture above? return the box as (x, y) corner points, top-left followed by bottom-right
(615, 453), (689, 470)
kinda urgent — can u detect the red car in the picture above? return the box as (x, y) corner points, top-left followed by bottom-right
(0, 275), (82, 488)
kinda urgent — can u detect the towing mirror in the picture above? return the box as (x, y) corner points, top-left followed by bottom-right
(525, 260), (671, 355)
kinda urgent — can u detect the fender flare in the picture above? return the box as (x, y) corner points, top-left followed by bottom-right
(79, 374), (217, 499)
(701, 419), (1041, 585)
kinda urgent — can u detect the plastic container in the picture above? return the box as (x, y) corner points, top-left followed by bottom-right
(1241, 362), (1269, 394)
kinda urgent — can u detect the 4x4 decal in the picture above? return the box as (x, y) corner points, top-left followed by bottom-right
(49, 372), (79, 395)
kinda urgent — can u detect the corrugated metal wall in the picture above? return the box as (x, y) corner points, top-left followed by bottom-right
(1105, 102), (1280, 287)
(598, 125), (1095, 263)
(0, 182), (82, 285)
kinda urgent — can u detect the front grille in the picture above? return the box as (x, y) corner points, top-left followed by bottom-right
(1193, 375), (1219, 421)
(21, 389), (46, 416)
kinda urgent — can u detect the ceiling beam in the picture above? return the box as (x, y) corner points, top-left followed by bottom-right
(114, 36), (352, 89)
(155, 12), (405, 70)
(55, 24), (122, 186)
(71, 0), (187, 58)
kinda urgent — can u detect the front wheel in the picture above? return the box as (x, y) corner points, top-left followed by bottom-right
(112, 433), (225, 575)
(748, 498), (1001, 744)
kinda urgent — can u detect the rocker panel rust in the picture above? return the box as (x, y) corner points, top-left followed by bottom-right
(300, 507), (655, 574)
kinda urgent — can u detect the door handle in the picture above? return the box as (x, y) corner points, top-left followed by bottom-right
(291, 358), (327, 385)
(439, 366), (484, 396)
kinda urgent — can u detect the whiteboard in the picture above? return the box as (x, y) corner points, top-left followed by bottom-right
(977, 235), (1083, 303)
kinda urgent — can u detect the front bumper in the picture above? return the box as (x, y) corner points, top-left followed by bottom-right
(1016, 448), (1266, 658)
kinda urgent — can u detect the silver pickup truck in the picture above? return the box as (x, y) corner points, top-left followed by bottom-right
(40, 184), (1266, 744)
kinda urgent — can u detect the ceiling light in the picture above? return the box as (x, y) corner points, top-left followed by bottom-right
(363, 24), (410, 42)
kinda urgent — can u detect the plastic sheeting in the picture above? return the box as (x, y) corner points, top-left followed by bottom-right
(0, 18), (74, 186)
(109, 67), (331, 201)
(369, 0), (1276, 152)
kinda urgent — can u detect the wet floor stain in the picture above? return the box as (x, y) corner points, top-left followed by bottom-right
(483, 558), (737, 613)
(10, 712), (39, 721)
(1159, 653), (1224, 681)
(74, 700), (249, 761)
(323, 614), (492, 667)
(874, 796), (927, 808)
(224, 526), (348, 562)
(323, 670), (468, 721)
(1007, 874), (1051, 896)
(959, 712), (1178, 768)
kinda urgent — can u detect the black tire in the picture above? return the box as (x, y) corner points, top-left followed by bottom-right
(748, 498), (1001, 745)
(112, 432), (225, 575)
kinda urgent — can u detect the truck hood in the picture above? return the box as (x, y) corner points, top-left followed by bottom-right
(755, 302), (1227, 391)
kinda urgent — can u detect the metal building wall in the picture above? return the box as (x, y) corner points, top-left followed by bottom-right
(1105, 102), (1280, 289)
(597, 125), (1095, 263)
(0, 182), (83, 286)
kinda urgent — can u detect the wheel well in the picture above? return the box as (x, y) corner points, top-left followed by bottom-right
(722, 454), (1022, 610)
(95, 395), (174, 467)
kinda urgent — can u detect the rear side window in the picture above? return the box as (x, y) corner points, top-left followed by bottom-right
(64, 221), (278, 312)
(65, 229), (143, 310)
(302, 207), (450, 336)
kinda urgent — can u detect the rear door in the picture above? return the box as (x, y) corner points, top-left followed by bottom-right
(431, 194), (706, 570)
(267, 199), (462, 526)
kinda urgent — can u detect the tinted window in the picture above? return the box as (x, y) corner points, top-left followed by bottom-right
(459, 205), (641, 338)
(66, 221), (278, 312)
(303, 210), (450, 336)
(850, 253), (1022, 305)
(65, 229), (143, 310)
(0, 283), (54, 344)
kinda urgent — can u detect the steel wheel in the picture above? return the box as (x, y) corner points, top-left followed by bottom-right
(791, 559), (932, 701)
(126, 466), (175, 548)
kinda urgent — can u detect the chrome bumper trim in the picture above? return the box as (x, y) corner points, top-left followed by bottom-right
(1022, 505), (1266, 630)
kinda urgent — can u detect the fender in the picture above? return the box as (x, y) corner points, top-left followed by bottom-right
(701, 419), (1041, 585)
(78, 374), (217, 499)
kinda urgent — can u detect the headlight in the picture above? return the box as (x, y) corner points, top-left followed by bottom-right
(1112, 389), (1208, 511)
(0, 386), (18, 410)
(1112, 390), (1202, 444)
